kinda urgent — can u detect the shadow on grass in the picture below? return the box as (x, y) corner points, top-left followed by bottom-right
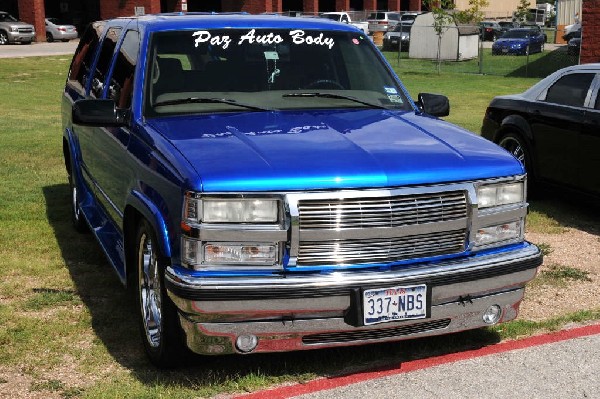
(506, 46), (577, 78)
(43, 183), (503, 394)
(529, 194), (600, 237)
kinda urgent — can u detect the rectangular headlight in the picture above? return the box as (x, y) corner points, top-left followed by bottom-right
(475, 220), (522, 247)
(477, 182), (523, 209)
(182, 238), (278, 268)
(184, 195), (279, 224)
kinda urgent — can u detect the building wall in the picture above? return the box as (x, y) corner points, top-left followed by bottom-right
(99, 0), (161, 19)
(453, 0), (520, 19)
(556, 0), (582, 26)
(581, 0), (599, 63)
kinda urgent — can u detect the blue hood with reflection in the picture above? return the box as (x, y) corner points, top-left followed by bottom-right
(147, 109), (523, 192)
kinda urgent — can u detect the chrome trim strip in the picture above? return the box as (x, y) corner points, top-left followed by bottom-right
(198, 226), (287, 242)
(166, 244), (540, 293)
(298, 218), (467, 241)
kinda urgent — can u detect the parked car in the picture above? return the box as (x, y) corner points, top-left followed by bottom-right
(562, 22), (581, 41)
(498, 21), (519, 32)
(480, 21), (503, 41)
(320, 11), (368, 33)
(0, 11), (34, 44)
(568, 36), (581, 56)
(63, 13), (541, 367)
(481, 64), (600, 198)
(491, 28), (545, 55)
(520, 23), (547, 43)
(45, 17), (78, 42)
(367, 11), (400, 33)
(382, 23), (411, 51)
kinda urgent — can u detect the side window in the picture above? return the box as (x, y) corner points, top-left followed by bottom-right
(107, 30), (140, 109)
(545, 73), (595, 108)
(68, 21), (106, 91)
(90, 27), (122, 98)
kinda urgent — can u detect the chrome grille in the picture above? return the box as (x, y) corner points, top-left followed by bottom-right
(295, 191), (468, 266)
(17, 28), (33, 33)
(298, 191), (467, 230)
(297, 229), (466, 265)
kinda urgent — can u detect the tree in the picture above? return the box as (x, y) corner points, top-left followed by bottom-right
(514, 0), (531, 23)
(454, 0), (490, 25)
(423, 0), (455, 73)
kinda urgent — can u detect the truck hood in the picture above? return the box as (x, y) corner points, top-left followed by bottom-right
(146, 109), (523, 192)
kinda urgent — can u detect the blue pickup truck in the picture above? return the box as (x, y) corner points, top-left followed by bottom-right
(62, 13), (542, 367)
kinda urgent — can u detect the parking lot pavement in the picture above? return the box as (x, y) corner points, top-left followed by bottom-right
(236, 323), (600, 399)
(0, 39), (79, 58)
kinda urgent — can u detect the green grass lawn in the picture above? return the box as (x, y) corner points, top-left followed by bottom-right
(0, 55), (597, 398)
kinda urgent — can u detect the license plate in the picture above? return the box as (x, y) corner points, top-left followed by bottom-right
(502, 48), (508, 53)
(391, 39), (398, 43)
(363, 284), (427, 325)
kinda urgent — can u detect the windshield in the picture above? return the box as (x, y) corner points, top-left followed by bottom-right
(393, 24), (412, 33)
(502, 30), (529, 39)
(0, 13), (18, 22)
(145, 28), (410, 116)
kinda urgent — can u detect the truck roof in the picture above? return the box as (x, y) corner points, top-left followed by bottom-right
(120, 12), (360, 33)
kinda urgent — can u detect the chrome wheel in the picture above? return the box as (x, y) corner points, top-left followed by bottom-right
(499, 135), (525, 165)
(138, 231), (162, 349)
(0, 32), (8, 45)
(69, 174), (88, 233)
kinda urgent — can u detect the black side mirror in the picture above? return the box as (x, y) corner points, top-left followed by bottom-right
(416, 93), (450, 117)
(72, 99), (129, 127)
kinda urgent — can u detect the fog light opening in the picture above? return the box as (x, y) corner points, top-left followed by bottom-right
(236, 335), (258, 353)
(483, 305), (502, 325)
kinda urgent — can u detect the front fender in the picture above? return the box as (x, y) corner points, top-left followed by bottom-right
(127, 190), (172, 259)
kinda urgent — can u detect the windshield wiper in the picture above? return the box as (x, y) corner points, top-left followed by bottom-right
(282, 92), (390, 109)
(154, 97), (270, 111)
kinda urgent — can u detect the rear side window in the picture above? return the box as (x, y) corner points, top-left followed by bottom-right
(545, 73), (595, 107)
(90, 27), (122, 98)
(68, 21), (106, 91)
(107, 30), (140, 108)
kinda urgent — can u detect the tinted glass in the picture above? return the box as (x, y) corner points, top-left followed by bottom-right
(90, 27), (122, 98)
(107, 30), (140, 108)
(146, 29), (411, 116)
(68, 21), (106, 90)
(596, 91), (600, 110)
(502, 30), (529, 39)
(545, 73), (595, 107)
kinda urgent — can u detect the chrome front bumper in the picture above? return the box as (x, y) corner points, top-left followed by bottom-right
(165, 244), (542, 355)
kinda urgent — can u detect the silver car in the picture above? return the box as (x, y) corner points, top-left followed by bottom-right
(0, 11), (35, 44)
(45, 18), (77, 42)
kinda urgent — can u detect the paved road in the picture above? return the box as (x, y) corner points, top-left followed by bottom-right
(0, 39), (78, 58)
(238, 323), (600, 399)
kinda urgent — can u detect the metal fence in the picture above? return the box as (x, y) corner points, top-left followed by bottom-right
(380, 24), (578, 78)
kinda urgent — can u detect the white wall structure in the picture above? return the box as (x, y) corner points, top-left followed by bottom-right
(408, 13), (479, 61)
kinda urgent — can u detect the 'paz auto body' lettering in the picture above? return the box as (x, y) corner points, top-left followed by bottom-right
(191, 29), (335, 50)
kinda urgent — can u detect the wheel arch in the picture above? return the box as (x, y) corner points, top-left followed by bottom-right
(123, 192), (173, 287)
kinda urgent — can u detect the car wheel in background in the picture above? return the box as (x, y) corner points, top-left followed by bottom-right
(0, 31), (8, 45)
(46, 32), (54, 42)
(135, 220), (187, 368)
(498, 132), (533, 175)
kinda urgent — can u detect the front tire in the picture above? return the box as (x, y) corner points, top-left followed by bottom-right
(135, 220), (186, 368)
(0, 31), (8, 45)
